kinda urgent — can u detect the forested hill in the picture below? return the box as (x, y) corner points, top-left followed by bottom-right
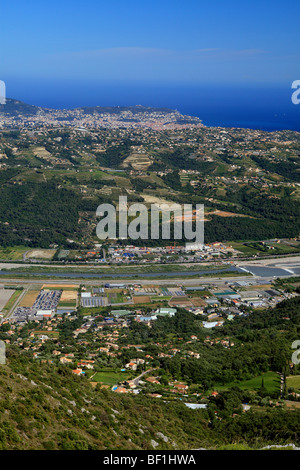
(0, 297), (300, 450)
(0, 99), (45, 116)
(0, 341), (299, 451)
(0, 100), (299, 247)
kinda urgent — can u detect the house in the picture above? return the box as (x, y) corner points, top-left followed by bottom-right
(169, 348), (181, 355)
(146, 376), (160, 384)
(188, 351), (200, 359)
(72, 368), (84, 375)
(113, 387), (128, 394)
(125, 362), (137, 371)
(174, 383), (188, 390)
(132, 358), (145, 365)
(125, 380), (136, 389)
(77, 361), (94, 369)
(60, 356), (73, 364)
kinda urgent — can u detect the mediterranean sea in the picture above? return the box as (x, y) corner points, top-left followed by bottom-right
(6, 78), (300, 132)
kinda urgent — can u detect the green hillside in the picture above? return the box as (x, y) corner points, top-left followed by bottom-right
(0, 342), (300, 450)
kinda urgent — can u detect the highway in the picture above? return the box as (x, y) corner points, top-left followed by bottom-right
(0, 274), (277, 288)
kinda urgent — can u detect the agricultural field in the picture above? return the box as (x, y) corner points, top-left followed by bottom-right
(41, 284), (79, 289)
(13, 168), (48, 183)
(25, 249), (57, 260)
(190, 298), (207, 307)
(88, 370), (131, 385)
(228, 242), (260, 256)
(188, 289), (212, 298)
(107, 291), (128, 304)
(211, 372), (281, 395)
(244, 240), (300, 256)
(133, 295), (151, 304)
(206, 210), (250, 218)
(284, 400), (300, 409)
(0, 246), (28, 260)
(149, 295), (172, 302)
(121, 152), (152, 170)
(141, 194), (175, 205)
(19, 289), (40, 307)
(59, 290), (78, 303)
(58, 300), (77, 308)
(32, 146), (52, 161)
(286, 375), (300, 392)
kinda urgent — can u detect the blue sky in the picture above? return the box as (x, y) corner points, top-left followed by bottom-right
(1, 0), (299, 85)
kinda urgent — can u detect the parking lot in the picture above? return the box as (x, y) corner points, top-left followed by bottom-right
(13, 289), (62, 322)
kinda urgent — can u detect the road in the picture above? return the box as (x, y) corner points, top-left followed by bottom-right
(133, 367), (158, 387)
(0, 274), (283, 288)
(0, 275), (260, 287)
(0, 286), (28, 323)
(0, 253), (299, 271)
